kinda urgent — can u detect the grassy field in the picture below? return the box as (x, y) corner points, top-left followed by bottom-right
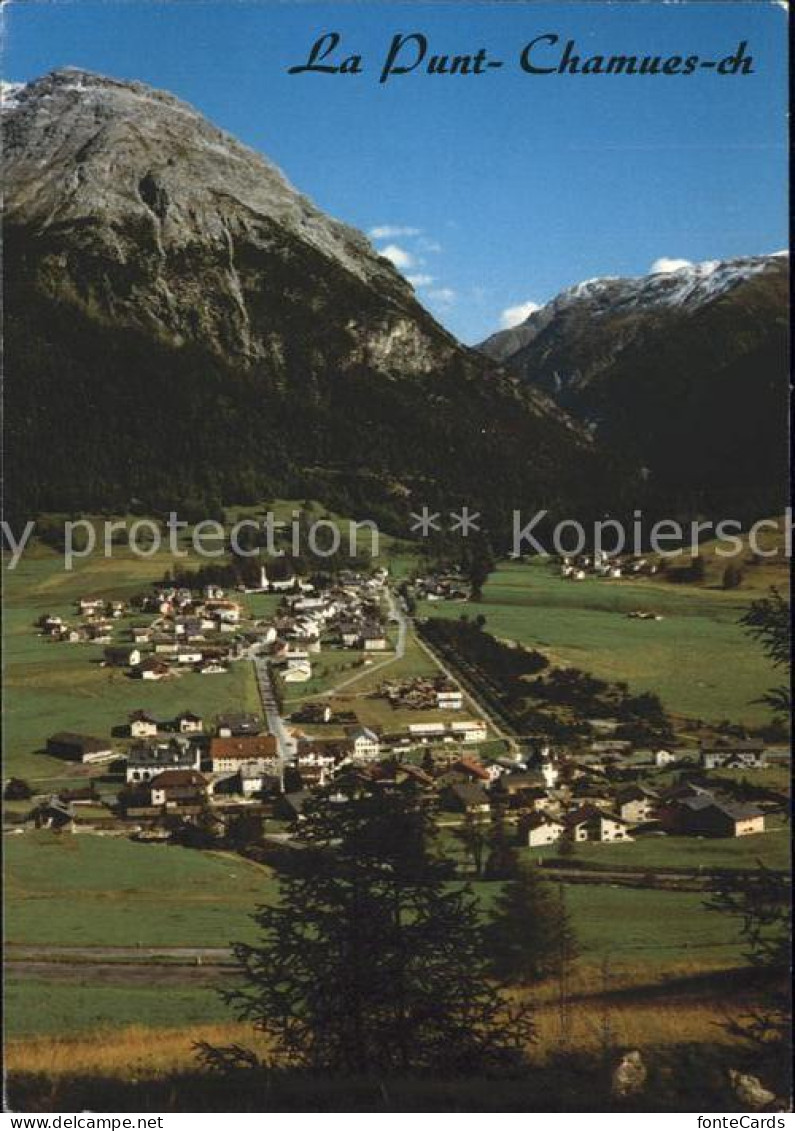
(285, 627), (484, 737)
(648, 517), (789, 593)
(5, 833), (273, 947)
(3, 829), (754, 1065)
(419, 560), (779, 725)
(280, 648), (373, 707)
(3, 551), (261, 784)
(4, 868), (748, 1043)
(3, 977), (746, 1067)
(4, 981), (233, 1040)
(3, 519), (787, 1070)
(6, 832), (746, 958)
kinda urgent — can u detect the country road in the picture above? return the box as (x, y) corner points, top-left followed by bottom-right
(6, 944), (234, 961)
(253, 655), (296, 766)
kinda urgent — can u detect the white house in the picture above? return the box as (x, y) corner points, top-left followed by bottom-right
(540, 760), (560, 790)
(138, 658), (170, 681)
(154, 641), (179, 654)
(362, 635), (388, 651)
(210, 735), (279, 774)
(205, 599), (241, 624)
(129, 712), (158, 739)
(240, 764), (276, 796)
(176, 711), (203, 734)
(408, 722), (447, 739)
(296, 744), (338, 774)
(126, 741), (201, 783)
(436, 688), (463, 710)
(260, 566), (296, 593)
(79, 598), (105, 615)
(346, 726), (381, 763)
(565, 807), (633, 843)
(450, 720), (488, 744)
(523, 813), (565, 847)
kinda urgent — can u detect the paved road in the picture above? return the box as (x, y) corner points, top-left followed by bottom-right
(253, 656), (296, 767)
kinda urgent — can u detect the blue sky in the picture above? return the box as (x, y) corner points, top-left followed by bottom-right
(3, 1), (788, 343)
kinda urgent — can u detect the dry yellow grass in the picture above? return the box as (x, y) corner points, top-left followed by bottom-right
(5, 1022), (260, 1079)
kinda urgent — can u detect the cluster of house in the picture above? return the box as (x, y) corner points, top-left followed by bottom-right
(41, 566), (396, 688)
(377, 675), (464, 712)
(107, 585), (246, 678)
(37, 587), (248, 678)
(277, 743), (770, 844)
(30, 716), (777, 845)
(416, 741), (771, 843)
(516, 779), (766, 847)
(251, 570), (392, 685)
(37, 598), (128, 644)
(559, 551), (660, 582)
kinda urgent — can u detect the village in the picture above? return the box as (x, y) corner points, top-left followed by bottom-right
(5, 560), (786, 862)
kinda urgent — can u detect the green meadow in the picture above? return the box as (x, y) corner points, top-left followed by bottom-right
(4, 833), (272, 948)
(1, 519), (787, 1052)
(3, 548), (260, 785)
(5, 832), (748, 1039)
(419, 560), (777, 725)
(4, 979), (232, 1039)
(520, 827), (791, 872)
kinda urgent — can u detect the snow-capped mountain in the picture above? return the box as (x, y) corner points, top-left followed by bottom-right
(480, 254), (788, 364)
(560, 254), (784, 311)
(479, 252), (789, 517)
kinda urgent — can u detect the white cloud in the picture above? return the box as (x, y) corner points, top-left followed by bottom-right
(369, 225), (421, 240)
(379, 244), (416, 270)
(427, 287), (457, 305)
(407, 274), (435, 288)
(650, 256), (693, 274)
(499, 300), (541, 329)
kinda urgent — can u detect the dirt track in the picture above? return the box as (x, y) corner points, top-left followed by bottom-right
(5, 944), (236, 983)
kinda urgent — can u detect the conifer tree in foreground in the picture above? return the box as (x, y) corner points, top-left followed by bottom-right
(201, 777), (534, 1076)
(705, 864), (791, 1086)
(485, 864), (578, 985)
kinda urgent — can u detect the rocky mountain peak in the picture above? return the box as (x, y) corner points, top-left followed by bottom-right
(4, 68), (423, 360)
(480, 253), (788, 363)
(476, 252), (788, 517)
(4, 69), (607, 522)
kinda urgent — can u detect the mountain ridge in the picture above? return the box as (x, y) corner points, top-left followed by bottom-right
(3, 68), (617, 530)
(478, 253), (789, 517)
(480, 253), (787, 364)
